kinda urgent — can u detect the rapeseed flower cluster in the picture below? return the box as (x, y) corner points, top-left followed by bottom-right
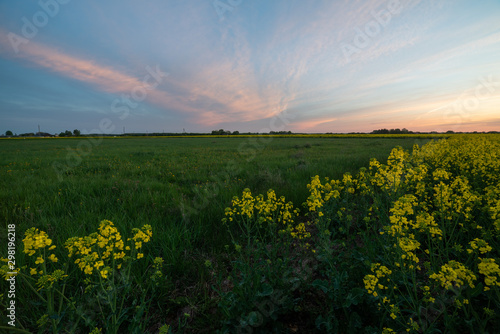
(369, 147), (408, 193)
(23, 228), (56, 257)
(429, 260), (476, 290)
(363, 263), (392, 298)
(290, 222), (311, 240)
(65, 220), (152, 279)
(305, 175), (341, 215)
(22, 227), (67, 290)
(477, 258), (500, 291)
(468, 238), (492, 254)
(222, 188), (300, 244)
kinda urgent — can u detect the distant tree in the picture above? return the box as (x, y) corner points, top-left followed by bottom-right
(371, 128), (390, 134)
(73, 129), (81, 136)
(211, 129), (227, 135)
(65, 130), (72, 137)
(372, 128), (414, 134)
(5, 130), (13, 136)
(389, 128), (401, 134)
(232, 130), (239, 135)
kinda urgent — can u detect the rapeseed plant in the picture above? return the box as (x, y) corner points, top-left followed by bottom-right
(64, 220), (154, 333)
(222, 188), (299, 247)
(4, 220), (163, 333)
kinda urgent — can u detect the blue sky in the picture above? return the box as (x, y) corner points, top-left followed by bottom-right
(1, 0), (499, 134)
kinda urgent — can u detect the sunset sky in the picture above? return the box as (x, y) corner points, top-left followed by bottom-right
(1, 0), (499, 134)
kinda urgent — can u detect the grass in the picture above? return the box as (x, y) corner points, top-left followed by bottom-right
(0, 135), (436, 332)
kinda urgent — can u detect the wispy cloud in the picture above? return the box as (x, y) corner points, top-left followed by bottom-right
(0, 28), (286, 126)
(0, 30), (145, 93)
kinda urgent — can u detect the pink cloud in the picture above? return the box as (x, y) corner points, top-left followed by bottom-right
(0, 30), (142, 93)
(0, 29), (289, 126)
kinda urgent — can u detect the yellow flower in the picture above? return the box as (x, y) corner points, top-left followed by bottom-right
(430, 260), (476, 290)
(30, 268), (37, 275)
(137, 253), (144, 259)
(478, 258), (500, 290)
(113, 251), (125, 260)
(389, 304), (399, 319)
(84, 265), (93, 275)
(48, 254), (58, 262)
(468, 238), (492, 254)
(363, 274), (379, 297)
(35, 256), (44, 264)
(100, 269), (109, 279)
(23, 228), (54, 256)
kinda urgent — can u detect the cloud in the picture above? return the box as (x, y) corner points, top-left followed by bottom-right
(0, 23), (294, 127)
(0, 29), (151, 92)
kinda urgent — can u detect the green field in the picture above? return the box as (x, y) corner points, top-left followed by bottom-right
(1, 136), (427, 331)
(1, 136), (426, 247)
(11, 135), (494, 332)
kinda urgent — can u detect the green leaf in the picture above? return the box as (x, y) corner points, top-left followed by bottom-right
(312, 279), (329, 293)
(257, 283), (273, 297)
(247, 311), (263, 326)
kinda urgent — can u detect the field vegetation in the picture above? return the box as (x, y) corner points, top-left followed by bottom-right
(1, 134), (499, 333)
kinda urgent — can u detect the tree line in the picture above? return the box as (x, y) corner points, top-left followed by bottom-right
(2, 129), (81, 137)
(370, 128), (412, 134)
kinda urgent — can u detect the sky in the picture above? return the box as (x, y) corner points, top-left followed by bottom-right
(0, 0), (499, 135)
